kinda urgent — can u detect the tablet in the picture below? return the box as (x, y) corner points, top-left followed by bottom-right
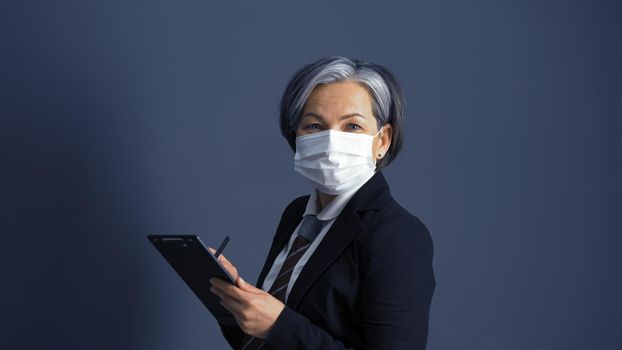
(148, 234), (238, 325)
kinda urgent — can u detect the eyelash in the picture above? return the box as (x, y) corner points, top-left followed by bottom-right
(303, 123), (362, 130)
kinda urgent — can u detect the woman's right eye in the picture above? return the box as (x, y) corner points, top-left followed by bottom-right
(304, 123), (322, 130)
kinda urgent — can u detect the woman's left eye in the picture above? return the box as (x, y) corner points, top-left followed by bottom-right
(346, 123), (362, 130)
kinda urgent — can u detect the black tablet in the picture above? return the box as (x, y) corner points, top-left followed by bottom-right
(148, 234), (237, 325)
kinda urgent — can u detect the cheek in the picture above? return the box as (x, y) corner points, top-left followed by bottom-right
(371, 138), (380, 152)
(294, 128), (306, 137)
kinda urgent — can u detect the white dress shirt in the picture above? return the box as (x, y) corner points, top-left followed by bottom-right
(261, 170), (377, 302)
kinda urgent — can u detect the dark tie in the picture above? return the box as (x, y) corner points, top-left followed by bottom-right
(239, 214), (324, 350)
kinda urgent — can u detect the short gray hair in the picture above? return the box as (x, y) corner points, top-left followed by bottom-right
(279, 56), (406, 168)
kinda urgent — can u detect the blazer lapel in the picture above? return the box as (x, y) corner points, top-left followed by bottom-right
(255, 196), (308, 289)
(285, 204), (362, 310)
(285, 171), (391, 310)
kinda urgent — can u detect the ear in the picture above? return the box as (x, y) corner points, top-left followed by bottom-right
(378, 123), (393, 158)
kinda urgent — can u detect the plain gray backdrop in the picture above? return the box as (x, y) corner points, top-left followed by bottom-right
(1, 0), (620, 349)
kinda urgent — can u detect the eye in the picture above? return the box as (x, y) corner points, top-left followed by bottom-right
(303, 123), (322, 131)
(346, 123), (363, 131)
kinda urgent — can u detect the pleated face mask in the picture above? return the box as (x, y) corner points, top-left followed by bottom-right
(293, 126), (383, 195)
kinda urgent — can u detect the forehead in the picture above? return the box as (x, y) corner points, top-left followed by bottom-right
(303, 81), (373, 113)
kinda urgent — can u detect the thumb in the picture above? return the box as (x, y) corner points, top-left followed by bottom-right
(237, 276), (255, 291)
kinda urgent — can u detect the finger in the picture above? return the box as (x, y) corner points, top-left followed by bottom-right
(220, 260), (238, 277)
(218, 298), (247, 329)
(220, 300), (242, 328)
(207, 247), (222, 259)
(237, 277), (263, 294)
(217, 253), (232, 264)
(210, 286), (244, 313)
(219, 294), (246, 315)
(208, 247), (232, 265)
(218, 298), (235, 315)
(211, 278), (246, 302)
(206, 251), (237, 277)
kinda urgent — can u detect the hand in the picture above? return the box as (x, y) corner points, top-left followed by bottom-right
(207, 252), (285, 339)
(207, 247), (239, 281)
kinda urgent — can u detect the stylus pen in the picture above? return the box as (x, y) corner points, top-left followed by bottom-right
(214, 236), (229, 258)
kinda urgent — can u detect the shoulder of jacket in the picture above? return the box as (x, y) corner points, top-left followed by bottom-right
(357, 201), (434, 266)
(359, 195), (431, 243)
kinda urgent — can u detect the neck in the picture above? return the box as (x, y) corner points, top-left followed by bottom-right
(316, 189), (336, 211)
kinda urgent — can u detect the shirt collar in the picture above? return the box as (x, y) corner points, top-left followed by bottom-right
(302, 170), (377, 221)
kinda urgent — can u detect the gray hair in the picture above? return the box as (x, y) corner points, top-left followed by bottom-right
(279, 56), (406, 168)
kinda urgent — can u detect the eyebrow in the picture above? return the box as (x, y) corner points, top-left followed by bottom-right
(300, 112), (368, 121)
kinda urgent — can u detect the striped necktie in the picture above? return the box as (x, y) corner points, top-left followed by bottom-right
(240, 214), (324, 350)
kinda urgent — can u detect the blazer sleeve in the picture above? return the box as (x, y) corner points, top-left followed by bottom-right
(262, 214), (436, 350)
(358, 214), (436, 349)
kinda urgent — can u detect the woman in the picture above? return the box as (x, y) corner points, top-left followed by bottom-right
(208, 56), (436, 349)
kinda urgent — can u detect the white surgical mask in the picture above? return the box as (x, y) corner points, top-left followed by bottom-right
(293, 126), (383, 195)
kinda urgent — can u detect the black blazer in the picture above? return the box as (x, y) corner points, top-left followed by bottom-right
(218, 171), (436, 349)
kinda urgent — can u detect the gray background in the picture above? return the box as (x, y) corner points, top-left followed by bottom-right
(1, 0), (620, 349)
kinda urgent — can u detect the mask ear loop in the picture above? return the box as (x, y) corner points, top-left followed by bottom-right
(374, 125), (384, 138)
(375, 126), (385, 159)
(370, 125), (386, 167)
